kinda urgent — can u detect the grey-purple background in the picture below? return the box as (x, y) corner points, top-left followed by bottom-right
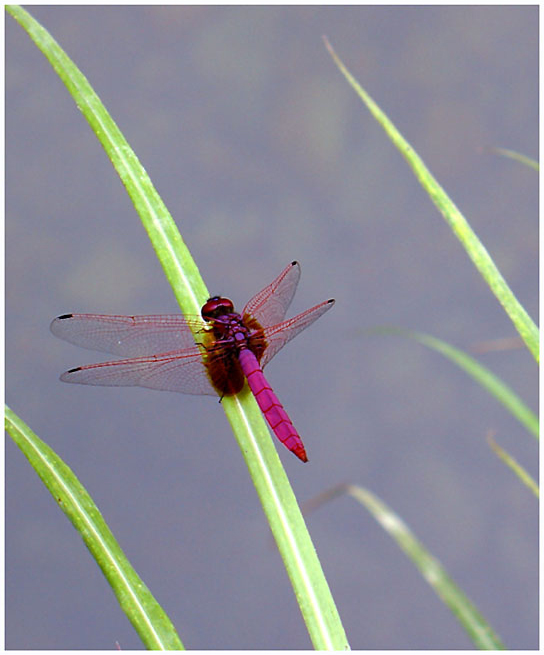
(6, 6), (538, 650)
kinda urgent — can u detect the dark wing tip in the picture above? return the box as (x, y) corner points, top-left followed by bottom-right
(60, 368), (83, 382)
(290, 260), (299, 266)
(56, 314), (74, 320)
(327, 299), (335, 305)
(59, 368), (82, 383)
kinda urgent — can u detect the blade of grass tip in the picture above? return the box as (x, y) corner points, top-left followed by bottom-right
(469, 336), (524, 354)
(345, 485), (506, 650)
(9, 10), (349, 648)
(300, 482), (351, 515)
(6, 4), (206, 320)
(371, 327), (538, 440)
(487, 431), (539, 497)
(304, 483), (505, 650)
(5, 405), (184, 650)
(490, 147), (539, 172)
(323, 36), (539, 364)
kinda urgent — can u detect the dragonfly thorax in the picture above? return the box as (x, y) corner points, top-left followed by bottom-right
(201, 296), (255, 352)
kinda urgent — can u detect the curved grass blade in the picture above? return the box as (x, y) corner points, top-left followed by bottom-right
(372, 327), (538, 440)
(5, 405), (184, 650)
(487, 432), (539, 497)
(8, 7), (348, 648)
(304, 484), (506, 650)
(7, 4), (206, 319)
(490, 147), (539, 171)
(324, 37), (539, 364)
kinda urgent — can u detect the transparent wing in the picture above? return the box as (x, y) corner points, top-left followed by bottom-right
(59, 350), (218, 396)
(51, 313), (217, 395)
(260, 299), (335, 368)
(50, 313), (205, 357)
(242, 261), (301, 328)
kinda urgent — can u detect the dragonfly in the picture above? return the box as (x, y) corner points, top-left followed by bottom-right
(50, 261), (334, 462)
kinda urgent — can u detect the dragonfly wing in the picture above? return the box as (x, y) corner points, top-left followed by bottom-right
(259, 299), (335, 368)
(60, 350), (218, 396)
(242, 261), (301, 328)
(50, 313), (206, 357)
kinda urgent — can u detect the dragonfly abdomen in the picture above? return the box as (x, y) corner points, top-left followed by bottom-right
(238, 348), (308, 462)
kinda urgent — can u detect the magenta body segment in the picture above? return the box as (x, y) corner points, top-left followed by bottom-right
(238, 348), (308, 462)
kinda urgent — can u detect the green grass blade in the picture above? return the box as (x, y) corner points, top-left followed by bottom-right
(490, 147), (539, 171)
(222, 395), (350, 649)
(373, 327), (539, 440)
(487, 433), (539, 497)
(8, 7), (348, 648)
(6, 4), (206, 319)
(324, 37), (539, 364)
(305, 484), (506, 650)
(5, 405), (184, 650)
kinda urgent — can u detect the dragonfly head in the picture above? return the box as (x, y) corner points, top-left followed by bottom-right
(201, 296), (235, 321)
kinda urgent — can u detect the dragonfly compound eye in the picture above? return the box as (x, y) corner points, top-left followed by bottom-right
(201, 296), (235, 321)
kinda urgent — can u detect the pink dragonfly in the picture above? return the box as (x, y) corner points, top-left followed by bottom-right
(50, 261), (334, 462)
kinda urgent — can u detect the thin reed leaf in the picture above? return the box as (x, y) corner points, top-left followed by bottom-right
(5, 406), (185, 650)
(372, 327), (538, 440)
(6, 4), (206, 319)
(490, 147), (539, 171)
(487, 432), (539, 497)
(324, 37), (539, 363)
(304, 484), (506, 650)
